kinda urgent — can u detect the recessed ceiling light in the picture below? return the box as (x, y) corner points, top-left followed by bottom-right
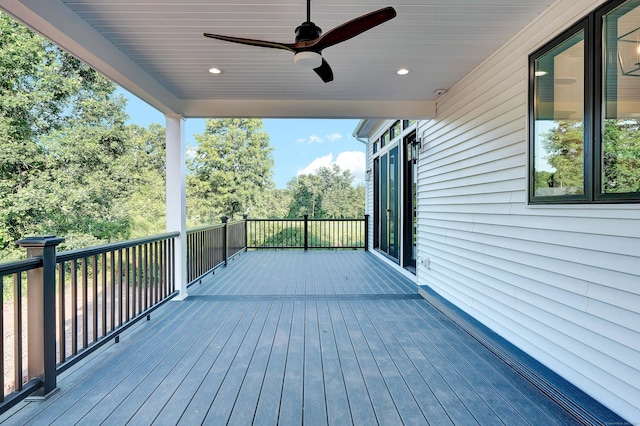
(397, 68), (410, 75)
(208, 67), (223, 74)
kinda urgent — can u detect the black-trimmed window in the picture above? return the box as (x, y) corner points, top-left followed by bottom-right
(529, 0), (640, 203)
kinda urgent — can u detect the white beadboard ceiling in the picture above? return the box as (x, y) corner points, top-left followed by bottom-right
(0, 0), (556, 118)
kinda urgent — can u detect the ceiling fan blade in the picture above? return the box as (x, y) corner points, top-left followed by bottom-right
(204, 33), (296, 52)
(314, 59), (334, 83)
(310, 7), (396, 51)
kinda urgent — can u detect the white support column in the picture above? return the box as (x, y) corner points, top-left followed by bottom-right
(165, 114), (188, 300)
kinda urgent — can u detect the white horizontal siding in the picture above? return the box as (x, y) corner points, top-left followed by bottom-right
(365, 132), (373, 248)
(415, 0), (640, 423)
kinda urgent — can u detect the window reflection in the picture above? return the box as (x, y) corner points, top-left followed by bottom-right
(534, 31), (585, 196)
(603, 1), (640, 194)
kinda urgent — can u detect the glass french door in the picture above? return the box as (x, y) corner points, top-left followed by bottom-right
(376, 145), (399, 261)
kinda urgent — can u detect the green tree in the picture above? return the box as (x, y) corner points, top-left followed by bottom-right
(0, 12), (170, 261)
(602, 119), (640, 193)
(187, 119), (275, 224)
(287, 173), (324, 218)
(125, 123), (167, 236)
(534, 170), (554, 190)
(287, 164), (364, 218)
(1, 12), (139, 257)
(541, 119), (640, 195)
(250, 189), (293, 218)
(541, 120), (584, 194)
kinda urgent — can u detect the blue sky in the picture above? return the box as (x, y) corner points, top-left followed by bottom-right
(120, 89), (366, 188)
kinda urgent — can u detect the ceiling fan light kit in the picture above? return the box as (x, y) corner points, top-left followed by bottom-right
(294, 51), (323, 69)
(204, 1), (396, 83)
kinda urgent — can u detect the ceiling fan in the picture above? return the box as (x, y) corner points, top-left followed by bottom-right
(203, 1), (396, 83)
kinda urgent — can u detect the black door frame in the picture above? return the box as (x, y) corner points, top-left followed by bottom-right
(403, 132), (417, 271)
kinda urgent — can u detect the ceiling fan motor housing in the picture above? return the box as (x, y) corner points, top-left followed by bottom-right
(295, 22), (322, 42)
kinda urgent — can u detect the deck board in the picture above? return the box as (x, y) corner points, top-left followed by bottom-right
(316, 300), (351, 426)
(225, 300), (281, 425)
(252, 300), (293, 425)
(325, 300), (377, 425)
(278, 299), (304, 425)
(338, 300), (404, 425)
(0, 250), (596, 425)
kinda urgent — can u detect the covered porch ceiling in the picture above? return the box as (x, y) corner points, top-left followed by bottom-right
(0, 0), (555, 119)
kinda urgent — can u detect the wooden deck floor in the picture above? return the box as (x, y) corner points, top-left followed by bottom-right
(1, 251), (587, 425)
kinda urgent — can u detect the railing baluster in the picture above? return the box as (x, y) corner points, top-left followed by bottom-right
(13, 274), (22, 392)
(71, 259), (78, 354)
(154, 242), (158, 304)
(130, 247), (136, 318)
(0, 277), (3, 399)
(160, 241), (166, 299)
(169, 238), (175, 293)
(143, 244), (149, 312)
(101, 254), (107, 337)
(151, 242), (156, 305)
(58, 266), (66, 363)
(111, 250), (122, 330)
(92, 255), (98, 343)
(135, 246), (141, 316)
(82, 257), (88, 349)
(118, 248), (126, 326)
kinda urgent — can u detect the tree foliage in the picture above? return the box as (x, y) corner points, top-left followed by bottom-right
(602, 119), (640, 193)
(0, 12), (166, 260)
(287, 164), (364, 219)
(536, 119), (640, 195)
(538, 120), (584, 194)
(187, 119), (275, 225)
(0, 11), (365, 264)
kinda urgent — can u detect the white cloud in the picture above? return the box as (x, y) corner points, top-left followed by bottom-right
(297, 151), (366, 185)
(297, 153), (333, 175)
(297, 133), (337, 144)
(308, 134), (323, 144)
(335, 151), (366, 184)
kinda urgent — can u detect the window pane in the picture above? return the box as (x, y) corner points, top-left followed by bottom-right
(533, 31), (585, 197)
(602, 0), (640, 194)
(390, 121), (401, 139)
(403, 119), (416, 129)
(381, 130), (389, 148)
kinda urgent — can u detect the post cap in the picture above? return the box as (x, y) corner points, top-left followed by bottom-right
(16, 236), (65, 248)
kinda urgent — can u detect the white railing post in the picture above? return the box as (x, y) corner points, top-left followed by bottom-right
(165, 114), (188, 300)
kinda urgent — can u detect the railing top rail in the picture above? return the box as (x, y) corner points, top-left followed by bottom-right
(246, 218), (303, 222)
(56, 231), (180, 262)
(306, 218), (365, 222)
(186, 219), (246, 235)
(0, 257), (42, 275)
(186, 223), (225, 234)
(247, 218), (364, 222)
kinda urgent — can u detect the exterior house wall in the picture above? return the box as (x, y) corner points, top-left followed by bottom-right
(408, 0), (639, 422)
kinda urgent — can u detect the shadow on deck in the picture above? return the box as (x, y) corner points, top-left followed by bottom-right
(0, 251), (612, 424)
